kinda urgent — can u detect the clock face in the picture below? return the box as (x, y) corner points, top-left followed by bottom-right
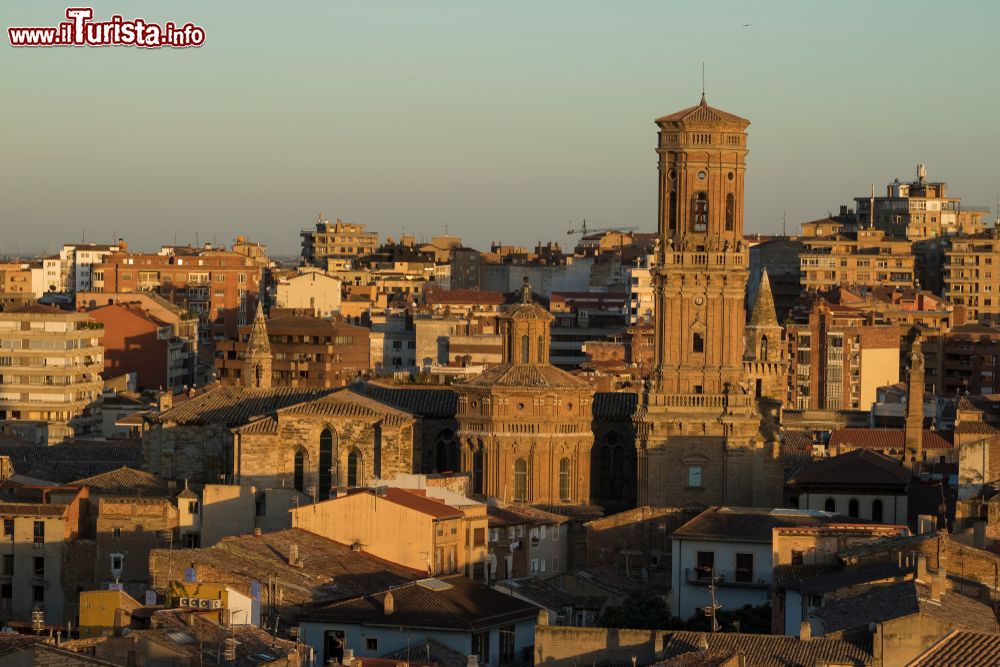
(697, 170), (707, 180)
(694, 295), (705, 307)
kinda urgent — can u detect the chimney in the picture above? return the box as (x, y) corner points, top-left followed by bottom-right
(536, 609), (549, 626)
(930, 569), (946, 602)
(288, 544), (303, 568)
(467, 655), (479, 667)
(918, 515), (936, 535)
(799, 621), (812, 642)
(696, 635), (709, 651)
(383, 591), (394, 616)
(343, 648), (354, 667)
(916, 554), (928, 582)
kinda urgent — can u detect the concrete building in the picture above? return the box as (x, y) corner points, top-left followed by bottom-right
(290, 487), (488, 579)
(786, 299), (900, 411)
(945, 231), (1000, 325)
(942, 323), (1000, 394)
(273, 268), (342, 317)
(301, 216), (379, 270)
(487, 505), (569, 581)
(800, 228), (915, 293)
(0, 305), (104, 443)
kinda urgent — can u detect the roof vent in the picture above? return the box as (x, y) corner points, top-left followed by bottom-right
(416, 578), (453, 592)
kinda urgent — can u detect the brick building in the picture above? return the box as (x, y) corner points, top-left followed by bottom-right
(214, 312), (370, 388)
(800, 228), (915, 293)
(301, 215), (379, 270)
(945, 231), (1000, 325)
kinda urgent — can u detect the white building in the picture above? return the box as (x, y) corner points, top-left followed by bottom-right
(274, 268), (342, 317)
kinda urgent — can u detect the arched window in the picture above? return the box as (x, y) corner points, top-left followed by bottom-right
(692, 192), (708, 232)
(725, 193), (735, 231)
(473, 448), (484, 494)
(435, 430), (458, 473)
(789, 495), (799, 509)
(668, 191), (677, 232)
(559, 458), (571, 502)
(760, 336), (769, 362)
(693, 332), (705, 354)
(537, 336), (545, 363)
(521, 335), (530, 364)
(293, 449), (306, 492)
(254, 364), (263, 388)
(872, 498), (884, 523)
(824, 497), (836, 513)
(848, 498), (859, 518)
(347, 449), (361, 487)
(318, 428), (335, 498)
(598, 434), (624, 501)
(513, 458), (528, 503)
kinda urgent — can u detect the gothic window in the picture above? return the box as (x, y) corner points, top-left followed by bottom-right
(872, 498), (884, 522)
(537, 336), (544, 363)
(318, 428), (336, 498)
(347, 448), (361, 487)
(725, 193), (735, 231)
(668, 191), (677, 232)
(473, 448), (484, 494)
(692, 192), (708, 232)
(293, 449), (306, 492)
(693, 332), (705, 354)
(599, 434), (624, 500)
(521, 335), (530, 364)
(559, 458), (570, 502)
(824, 497), (836, 512)
(848, 498), (859, 518)
(435, 430), (458, 472)
(760, 336), (769, 362)
(513, 458), (528, 503)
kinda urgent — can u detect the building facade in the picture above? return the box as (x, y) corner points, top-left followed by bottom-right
(945, 232), (1000, 325)
(300, 216), (379, 270)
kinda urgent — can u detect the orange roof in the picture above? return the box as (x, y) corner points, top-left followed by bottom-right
(828, 428), (952, 451)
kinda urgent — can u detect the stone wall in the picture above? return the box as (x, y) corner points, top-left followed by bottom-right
(534, 625), (664, 667)
(585, 507), (700, 574)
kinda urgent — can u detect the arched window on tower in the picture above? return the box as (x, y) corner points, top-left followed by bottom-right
(347, 448), (362, 487)
(293, 449), (306, 493)
(537, 336), (545, 363)
(668, 191), (677, 232)
(693, 332), (705, 354)
(473, 448), (484, 494)
(521, 335), (530, 364)
(725, 193), (735, 231)
(693, 192), (708, 232)
(513, 458), (528, 503)
(318, 428), (335, 498)
(559, 458), (571, 502)
(599, 434), (624, 500)
(760, 335), (769, 362)
(435, 430), (458, 473)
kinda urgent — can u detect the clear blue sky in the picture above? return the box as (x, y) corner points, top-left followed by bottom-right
(3, 0), (999, 256)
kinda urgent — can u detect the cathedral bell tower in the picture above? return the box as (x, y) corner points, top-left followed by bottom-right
(635, 96), (781, 508)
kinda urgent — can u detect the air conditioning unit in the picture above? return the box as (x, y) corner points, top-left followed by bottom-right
(211, 600), (222, 609)
(179, 598), (190, 608)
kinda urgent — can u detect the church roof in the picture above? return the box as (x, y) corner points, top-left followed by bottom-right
(457, 363), (592, 391)
(277, 388), (415, 427)
(749, 269), (780, 327)
(787, 449), (912, 488)
(68, 466), (169, 494)
(151, 386), (335, 427)
(655, 96), (749, 126)
(359, 384), (458, 418)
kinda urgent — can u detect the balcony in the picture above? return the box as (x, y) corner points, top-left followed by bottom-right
(685, 568), (769, 588)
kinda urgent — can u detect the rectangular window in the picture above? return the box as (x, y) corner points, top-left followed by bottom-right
(735, 553), (753, 583)
(473, 527), (486, 547)
(696, 551), (714, 580)
(32, 521), (44, 544)
(499, 624), (516, 665)
(2, 555), (12, 576)
(32, 586), (43, 603)
(0, 584), (10, 599)
(33, 556), (44, 579)
(3, 520), (12, 539)
(530, 559), (539, 574)
(688, 466), (702, 488)
(791, 550), (804, 566)
(472, 631), (490, 666)
(366, 638), (378, 651)
(540, 525), (546, 539)
(188, 500), (199, 514)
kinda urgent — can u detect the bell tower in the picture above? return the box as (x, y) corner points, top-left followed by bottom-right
(635, 96), (781, 509)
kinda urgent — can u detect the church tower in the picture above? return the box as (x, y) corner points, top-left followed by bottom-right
(635, 96), (781, 508)
(904, 336), (925, 471)
(245, 299), (272, 390)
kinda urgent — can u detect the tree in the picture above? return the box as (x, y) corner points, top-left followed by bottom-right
(600, 590), (678, 630)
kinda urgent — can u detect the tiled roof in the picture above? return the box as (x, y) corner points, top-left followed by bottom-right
(780, 430), (815, 452)
(657, 631), (871, 667)
(654, 649), (739, 666)
(954, 421), (1000, 435)
(277, 389), (415, 427)
(593, 391), (638, 419)
(359, 384), (458, 418)
(458, 363), (592, 390)
(380, 639), (468, 667)
(909, 630), (1000, 667)
(0, 502), (67, 518)
(149, 528), (422, 613)
(316, 488), (463, 519)
(655, 97), (750, 125)
(811, 579), (999, 634)
(498, 578), (605, 611)
(787, 449), (911, 488)
(300, 575), (538, 630)
(231, 416), (279, 435)
(788, 563), (911, 594)
(828, 428), (953, 451)
(152, 386), (335, 427)
(0, 440), (144, 483)
(488, 505), (570, 527)
(424, 288), (505, 307)
(673, 507), (871, 544)
(3, 303), (69, 316)
(69, 466), (168, 494)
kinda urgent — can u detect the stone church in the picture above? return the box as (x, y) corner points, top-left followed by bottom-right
(141, 96), (786, 512)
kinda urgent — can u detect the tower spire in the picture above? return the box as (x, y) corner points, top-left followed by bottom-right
(701, 59), (706, 104)
(904, 335), (925, 472)
(245, 298), (272, 389)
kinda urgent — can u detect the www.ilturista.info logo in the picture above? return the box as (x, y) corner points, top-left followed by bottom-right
(8, 7), (205, 48)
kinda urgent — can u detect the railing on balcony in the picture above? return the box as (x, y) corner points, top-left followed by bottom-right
(685, 568), (769, 588)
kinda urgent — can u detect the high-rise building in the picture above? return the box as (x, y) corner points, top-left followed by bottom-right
(799, 228), (915, 293)
(0, 305), (104, 443)
(300, 215), (379, 270)
(633, 96), (782, 508)
(945, 231), (1000, 325)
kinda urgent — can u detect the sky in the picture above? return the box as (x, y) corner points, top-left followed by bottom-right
(3, 0), (1000, 257)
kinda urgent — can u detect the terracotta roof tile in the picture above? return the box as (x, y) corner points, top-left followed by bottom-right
(69, 466), (167, 493)
(658, 631), (871, 667)
(828, 428), (952, 451)
(360, 384), (458, 418)
(457, 363), (591, 390)
(787, 449), (912, 488)
(673, 506), (872, 544)
(909, 629), (1000, 667)
(152, 386), (335, 427)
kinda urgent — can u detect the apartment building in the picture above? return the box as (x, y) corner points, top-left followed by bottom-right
(0, 305), (104, 443)
(214, 313), (370, 387)
(300, 216), (379, 270)
(273, 268), (342, 317)
(945, 231), (1000, 325)
(800, 228), (914, 292)
(786, 299), (899, 411)
(91, 248), (262, 358)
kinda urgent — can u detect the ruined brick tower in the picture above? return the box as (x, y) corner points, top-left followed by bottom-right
(634, 96), (781, 508)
